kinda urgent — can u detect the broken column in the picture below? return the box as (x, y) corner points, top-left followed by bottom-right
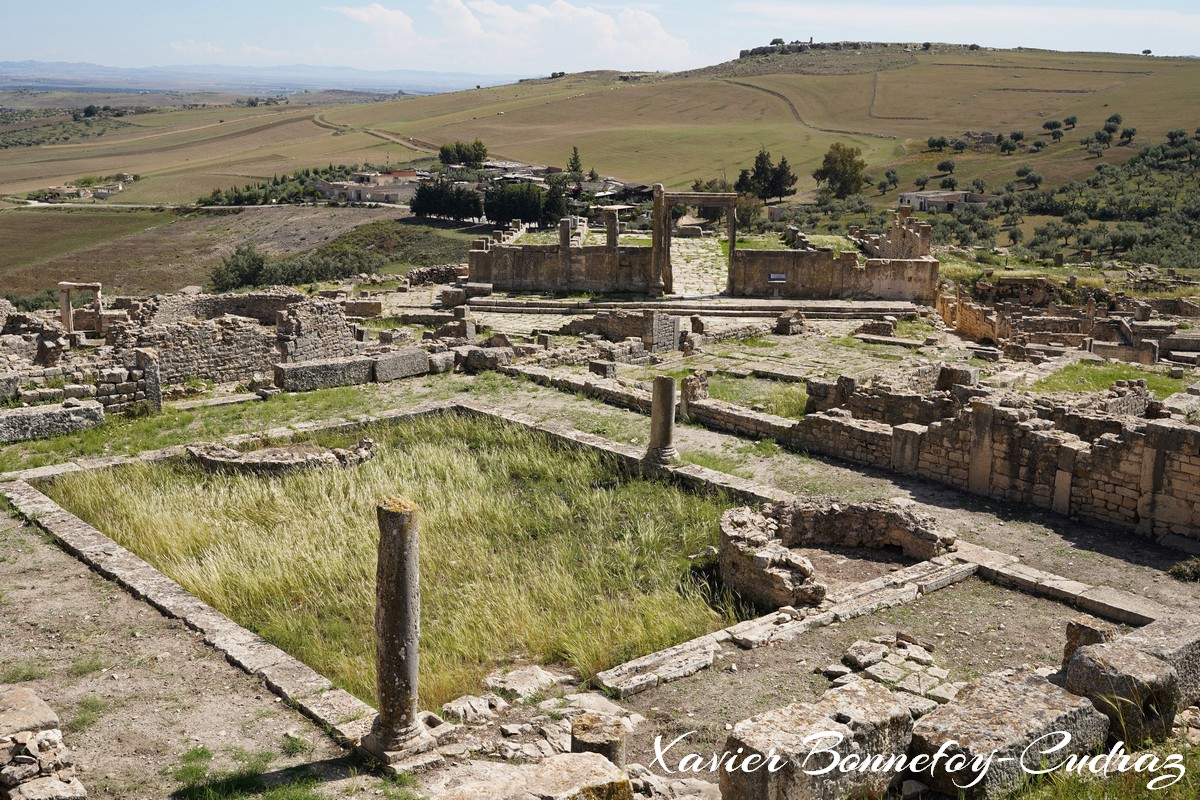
(360, 496), (436, 763)
(645, 375), (678, 464)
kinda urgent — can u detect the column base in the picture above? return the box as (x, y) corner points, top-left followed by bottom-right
(358, 719), (439, 770)
(644, 447), (678, 465)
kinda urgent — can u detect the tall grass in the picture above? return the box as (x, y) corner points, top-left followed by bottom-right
(43, 416), (735, 709)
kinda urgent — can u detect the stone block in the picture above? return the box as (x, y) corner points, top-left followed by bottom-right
(0, 687), (58, 738)
(273, 357), (373, 392)
(570, 712), (627, 767)
(372, 348), (429, 382)
(427, 351), (456, 374)
(911, 668), (1108, 798)
(0, 401), (104, 445)
(463, 347), (514, 373)
(588, 360), (617, 379)
(1122, 616), (1200, 707)
(720, 679), (912, 800)
(1065, 641), (1179, 744)
(1062, 615), (1117, 671)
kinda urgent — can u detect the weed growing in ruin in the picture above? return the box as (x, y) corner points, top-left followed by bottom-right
(44, 415), (736, 709)
(1168, 557), (1200, 582)
(67, 653), (108, 677)
(1031, 362), (1187, 400)
(0, 658), (49, 683)
(65, 696), (107, 733)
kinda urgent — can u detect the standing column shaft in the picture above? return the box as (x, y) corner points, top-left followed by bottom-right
(368, 496), (429, 753)
(647, 376), (679, 464)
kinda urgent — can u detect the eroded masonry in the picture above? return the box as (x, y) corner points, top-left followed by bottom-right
(4, 196), (1200, 800)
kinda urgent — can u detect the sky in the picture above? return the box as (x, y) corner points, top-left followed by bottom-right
(5, 0), (1198, 76)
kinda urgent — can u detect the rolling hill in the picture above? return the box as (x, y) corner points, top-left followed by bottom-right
(1, 43), (1197, 208)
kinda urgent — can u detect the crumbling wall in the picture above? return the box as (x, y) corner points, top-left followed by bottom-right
(560, 310), (680, 353)
(0, 687), (87, 799)
(848, 210), (933, 259)
(276, 300), (357, 362)
(113, 315), (279, 385)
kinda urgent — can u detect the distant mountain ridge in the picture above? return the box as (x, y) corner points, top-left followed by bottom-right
(0, 60), (529, 95)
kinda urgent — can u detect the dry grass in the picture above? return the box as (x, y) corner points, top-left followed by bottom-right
(42, 415), (737, 709)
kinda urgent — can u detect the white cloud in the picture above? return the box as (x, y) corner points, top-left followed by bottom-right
(329, 1), (692, 73)
(170, 39), (228, 57)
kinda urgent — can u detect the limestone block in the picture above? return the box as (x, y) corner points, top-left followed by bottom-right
(1062, 615), (1117, 671)
(427, 351), (456, 374)
(273, 357), (373, 392)
(485, 665), (560, 701)
(1122, 616), (1200, 707)
(7, 776), (88, 799)
(719, 507), (826, 611)
(720, 680), (912, 800)
(1065, 641), (1179, 744)
(843, 640), (889, 670)
(463, 347), (514, 373)
(570, 712), (627, 767)
(372, 348), (430, 382)
(911, 668), (1108, 798)
(0, 687), (58, 738)
(0, 400), (104, 445)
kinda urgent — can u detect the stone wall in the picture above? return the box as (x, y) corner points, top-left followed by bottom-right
(0, 399), (104, 444)
(469, 242), (655, 294)
(276, 300), (358, 362)
(0, 686), (87, 800)
(848, 210), (933, 260)
(560, 311), (681, 353)
(728, 249), (939, 303)
(113, 315), (279, 385)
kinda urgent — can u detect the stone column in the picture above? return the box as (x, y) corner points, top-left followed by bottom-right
(725, 206), (738, 294)
(646, 376), (678, 464)
(59, 289), (74, 334)
(605, 210), (619, 249)
(360, 497), (435, 761)
(649, 184), (667, 296)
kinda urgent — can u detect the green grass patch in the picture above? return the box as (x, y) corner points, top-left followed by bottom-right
(1, 658), (49, 683)
(68, 652), (108, 677)
(677, 450), (751, 478)
(704, 376), (808, 419)
(43, 415), (737, 709)
(171, 747), (322, 800)
(1030, 362), (1187, 400)
(65, 696), (107, 733)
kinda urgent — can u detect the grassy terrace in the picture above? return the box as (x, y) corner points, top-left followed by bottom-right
(40, 414), (737, 709)
(1031, 361), (1188, 400)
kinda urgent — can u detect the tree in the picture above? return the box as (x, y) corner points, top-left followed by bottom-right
(914, 175), (929, 189)
(541, 180), (567, 227)
(1031, 140), (1048, 151)
(922, 42), (932, 51)
(971, 178), (987, 193)
(567, 146), (583, 174)
(83, 104), (99, 118)
(438, 138), (487, 167)
(1025, 172), (1044, 188)
(811, 143), (867, 198)
(1167, 128), (1190, 146)
(1042, 120), (1063, 132)
(211, 243), (267, 290)
(1064, 115), (1078, 129)
(734, 168), (754, 195)
(999, 139), (1019, 155)
(877, 180), (890, 195)
(770, 37), (785, 45)
(952, 139), (968, 153)
(768, 155), (798, 201)
(1120, 127), (1137, 144)
(1143, 49), (1152, 55)
(485, 183), (543, 226)
(1015, 164), (1033, 178)
(1051, 129), (1064, 142)
(1010, 130), (1025, 142)
(1106, 113), (1123, 126)
(936, 159), (956, 174)
(587, 168), (599, 181)
(1008, 227), (1025, 246)
(749, 147), (775, 199)
(927, 136), (949, 151)
(940, 176), (959, 190)
(884, 169), (899, 188)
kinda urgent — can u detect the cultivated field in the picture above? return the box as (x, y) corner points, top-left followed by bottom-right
(1, 46), (1195, 207)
